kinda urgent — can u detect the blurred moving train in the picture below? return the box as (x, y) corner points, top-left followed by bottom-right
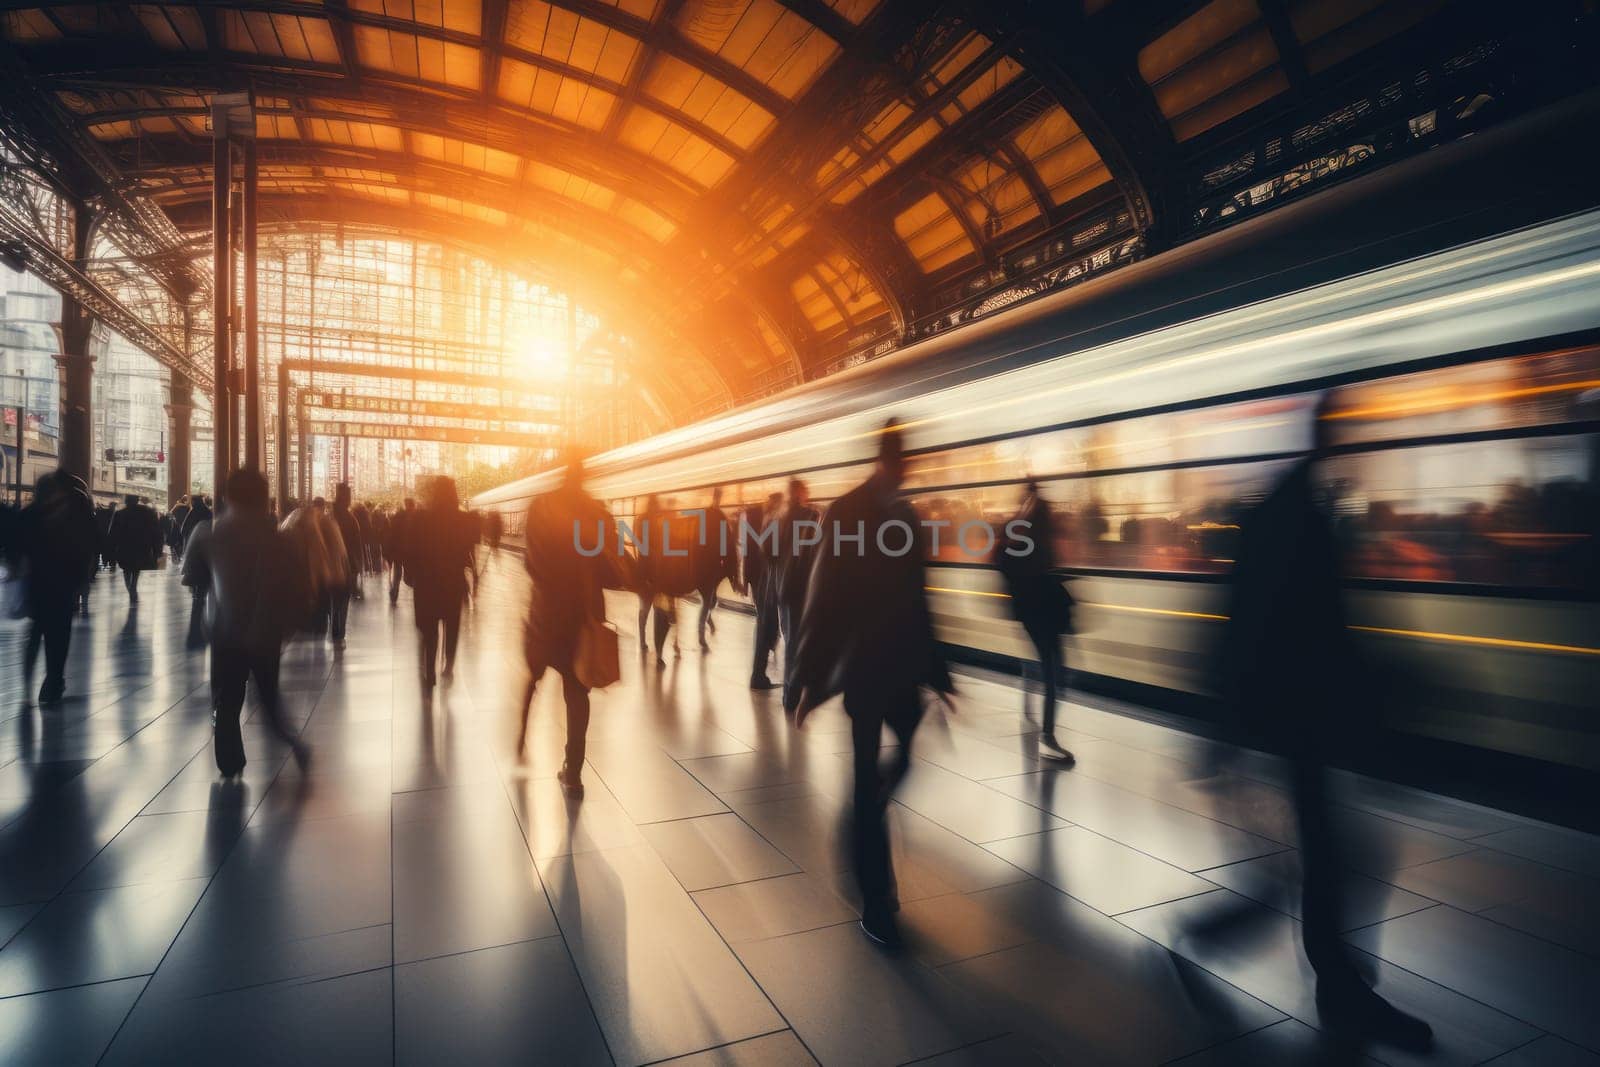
(477, 203), (1600, 774)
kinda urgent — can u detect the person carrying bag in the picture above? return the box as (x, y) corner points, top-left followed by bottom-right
(516, 451), (623, 797)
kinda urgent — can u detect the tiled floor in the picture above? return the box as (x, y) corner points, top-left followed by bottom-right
(2, 560), (1598, 1065)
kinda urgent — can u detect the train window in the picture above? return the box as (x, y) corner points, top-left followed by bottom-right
(901, 395), (1313, 491)
(909, 460), (1293, 572)
(786, 464), (872, 507)
(1325, 347), (1600, 447)
(1324, 433), (1595, 588)
(1040, 461), (1291, 573)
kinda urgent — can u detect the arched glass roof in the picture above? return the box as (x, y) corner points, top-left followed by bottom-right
(0, 0), (1582, 419)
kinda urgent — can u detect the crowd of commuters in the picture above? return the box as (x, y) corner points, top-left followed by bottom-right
(0, 399), (1442, 1055)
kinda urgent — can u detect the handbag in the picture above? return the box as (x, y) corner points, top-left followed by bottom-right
(573, 554), (621, 689)
(575, 616), (621, 689)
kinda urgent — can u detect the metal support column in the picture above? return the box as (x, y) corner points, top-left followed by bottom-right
(166, 369), (192, 506)
(243, 135), (261, 471)
(211, 100), (233, 498)
(275, 362), (290, 510)
(54, 202), (95, 487)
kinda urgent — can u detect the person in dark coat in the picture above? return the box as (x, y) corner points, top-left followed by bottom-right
(165, 497), (191, 562)
(791, 419), (954, 948)
(330, 484), (363, 635)
(483, 509), (503, 555)
(17, 471), (98, 704)
(516, 453), (622, 797)
(181, 495), (212, 550)
(182, 468), (311, 775)
(94, 502), (117, 572)
(998, 480), (1074, 763)
(369, 507), (390, 574)
(352, 501), (374, 580)
(775, 478), (821, 711)
(1217, 395), (1432, 1052)
(692, 486), (737, 651)
(386, 497), (416, 604)
(745, 491), (784, 689)
(107, 493), (163, 602)
(403, 477), (477, 686)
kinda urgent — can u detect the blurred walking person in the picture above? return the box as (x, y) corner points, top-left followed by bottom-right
(745, 491), (783, 689)
(997, 480), (1075, 763)
(369, 507), (390, 575)
(483, 509), (503, 556)
(280, 496), (347, 643)
(166, 496), (191, 563)
(516, 453), (622, 797)
(1217, 396), (1431, 1051)
(403, 477), (476, 686)
(776, 478), (820, 711)
(693, 487), (737, 651)
(16, 471), (97, 705)
(107, 493), (162, 603)
(330, 484), (364, 637)
(635, 494), (668, 657)
(792, 420), (954, 948)
(352, 500), (374, 585)
(182, 468), (311, 775)
(94, 501), (116, 573)
(181, 494), (212, 555)
(386, 497), (416, 604)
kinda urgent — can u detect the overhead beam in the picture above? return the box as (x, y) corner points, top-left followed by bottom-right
(0, 196), (198, 382)
(961, 0), (1184, 243)
(28, 37), (754, 166)
(302, 419), (562, 448)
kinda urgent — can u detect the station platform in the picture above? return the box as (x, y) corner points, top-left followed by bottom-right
(2, 559), (1598, 1066)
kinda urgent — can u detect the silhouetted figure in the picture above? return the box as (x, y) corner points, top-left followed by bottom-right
(330, 484), (363, 639)
(107, 493), (162, 603)
(352, 500), (374, 582)
(792, 419), (954, 948)
(517, 453), (622, 797)
(166, 496), (191, 562)
(1220, 397), (1432, 1052)
(281, 497), (347, 642)
(693, 486), (737, 651)
(16, 471), (97, 704)
(746, 491), (783, 689)
(636, 494), (668, 659)
(998, 480), (1075, 763)
(483, 509), (503, 555)
(94, 502), (116, 572)
(369, 507), (390, 575)
(182, 468), (311, 775)
(387, 497), (416, 604)
(776, 478), (821, 711)
(181, 494), (211, 549)
(404, 477), (477, 687)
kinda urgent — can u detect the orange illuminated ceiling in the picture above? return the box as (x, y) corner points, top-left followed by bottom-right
(0, 0), (1489, 413)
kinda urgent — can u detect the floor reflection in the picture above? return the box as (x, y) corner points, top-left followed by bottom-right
(0, 563), (1595, 1064)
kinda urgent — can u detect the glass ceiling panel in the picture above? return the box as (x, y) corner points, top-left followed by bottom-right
(505, 0), (641, 81)
(618, 109), (736, 187)
(354, 25), (482, 89)
(349, 0), (483, 36)
(135, 5), (205, 50)
(642, 55), (776, 151)
(223, 11), (341, 64)
(674, 0), (840, 99)
(497, 57), (619, 129)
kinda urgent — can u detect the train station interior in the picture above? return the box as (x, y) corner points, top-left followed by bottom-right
(2, 1), (1599, 1064)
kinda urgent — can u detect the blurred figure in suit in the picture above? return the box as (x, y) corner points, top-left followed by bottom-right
(1218, 395), (1431, 1052)
(791, 419), (954, 948)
